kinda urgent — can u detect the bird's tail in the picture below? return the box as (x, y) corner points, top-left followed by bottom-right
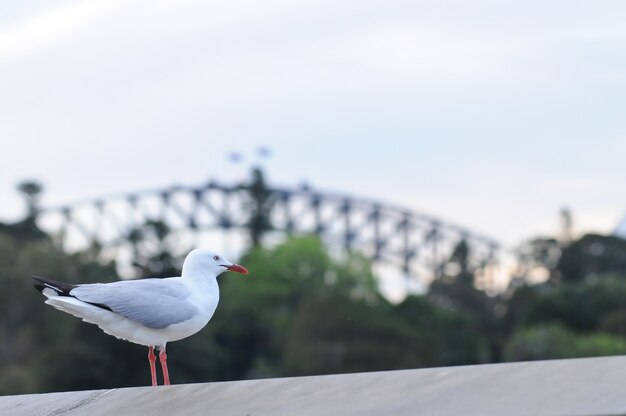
(32, 276), (77, 297)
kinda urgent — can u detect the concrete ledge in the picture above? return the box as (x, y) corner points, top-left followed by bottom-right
(2, 356), (626, 415)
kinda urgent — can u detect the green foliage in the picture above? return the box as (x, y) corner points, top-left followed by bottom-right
(204, 236), (383, 380)
(599, 309), (626, 336)
(207, 236), (491, 380)
(428, 240), (505, 361)
(284, 294), (420, 375)
(509, 278), (626, 332)
(556, 234), (626, 282)
(243, 168), (275, 246)
(0, 229), (120, 394)
(504, 324), (626, 361)
(283, 292), (488, 376)
(5, 215), (626, 396)
(395, 296), (489, 366)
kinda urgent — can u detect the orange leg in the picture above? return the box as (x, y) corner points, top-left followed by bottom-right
(159, 346), (170, 385)
(148, 346), (157, 386)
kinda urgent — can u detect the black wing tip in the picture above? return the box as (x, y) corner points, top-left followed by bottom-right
(32, 276), (47, 293)
(31, 275), (76, 296)
(30, 276), (111, 311)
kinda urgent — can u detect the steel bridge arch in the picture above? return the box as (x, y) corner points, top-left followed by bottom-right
(35, 180), (503, 290)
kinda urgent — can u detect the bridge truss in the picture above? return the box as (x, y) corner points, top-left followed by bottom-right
(35, 180), (504, 292)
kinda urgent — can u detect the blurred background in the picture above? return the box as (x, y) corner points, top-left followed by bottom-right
(2, 0), (626, 395)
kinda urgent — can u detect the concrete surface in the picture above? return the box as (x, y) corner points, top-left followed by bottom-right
(2, 356), (626, 416)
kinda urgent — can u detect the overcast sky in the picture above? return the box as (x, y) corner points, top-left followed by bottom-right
(1, 0), (626, 247)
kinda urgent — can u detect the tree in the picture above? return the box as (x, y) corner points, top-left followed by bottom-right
(204, 236), (381, 380)
(515, 237), (561, 282)
(243, 167), (275, 247)
(0, 180), (47, 241)
(128, 220), (182, 278)
(17, 180), (43, 219)
(441, 239), (473, 286)
(556, 234), (626, 282)
(504, 323), (626, 362)
(508, 277), (626, 333)
(0, 228), (120, 394)
(284, 293), (424, 375)
(428, 240), (505, 362)
(394, 295), (488, 366)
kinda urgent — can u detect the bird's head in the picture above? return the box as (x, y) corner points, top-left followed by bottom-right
(182, 249), (249, 278)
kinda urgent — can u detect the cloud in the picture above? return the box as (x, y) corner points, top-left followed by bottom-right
(0, 0), (122, 64)
(329, 24), (535, 81)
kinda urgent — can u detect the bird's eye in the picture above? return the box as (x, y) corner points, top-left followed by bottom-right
(213, 255), (219, 261)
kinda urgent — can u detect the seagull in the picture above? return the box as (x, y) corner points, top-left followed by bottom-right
(32, 249), (249, 386)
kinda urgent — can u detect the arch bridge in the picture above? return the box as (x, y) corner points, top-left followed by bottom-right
(35, 178), (503, 291)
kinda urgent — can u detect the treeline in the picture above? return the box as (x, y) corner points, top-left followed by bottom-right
(3, 214), (626, 395)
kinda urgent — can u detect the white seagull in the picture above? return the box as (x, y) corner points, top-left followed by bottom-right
(33, 249), (249, 386)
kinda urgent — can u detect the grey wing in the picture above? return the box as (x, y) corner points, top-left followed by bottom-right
(70, 279), (198, 329)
